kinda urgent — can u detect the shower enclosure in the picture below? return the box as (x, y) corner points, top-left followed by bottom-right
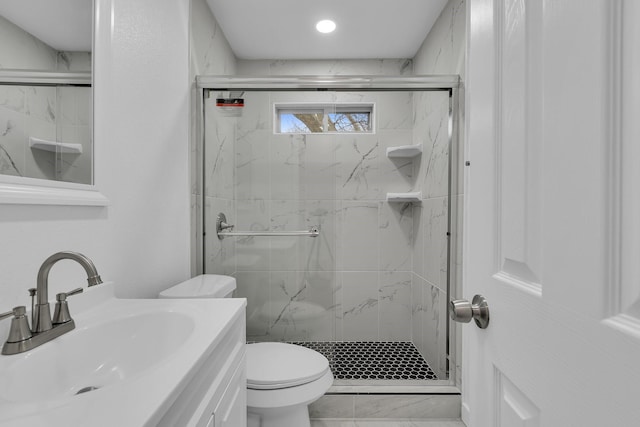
(195, 76), (461, 391)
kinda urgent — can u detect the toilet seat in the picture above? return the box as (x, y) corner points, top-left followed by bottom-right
(246, 343), (329, 390)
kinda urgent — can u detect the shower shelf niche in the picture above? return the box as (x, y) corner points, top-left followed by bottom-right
(386, 191), (422, 203)
(385, 144), (422, 158)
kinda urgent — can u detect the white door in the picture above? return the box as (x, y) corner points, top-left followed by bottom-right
(463, 0), (640, 426)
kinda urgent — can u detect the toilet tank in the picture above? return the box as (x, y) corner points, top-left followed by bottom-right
(158, 274), (236, 299)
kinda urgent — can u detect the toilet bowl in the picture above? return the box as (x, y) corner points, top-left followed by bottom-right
(159, 274), (333, 427)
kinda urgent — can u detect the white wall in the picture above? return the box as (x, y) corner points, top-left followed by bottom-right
(0, 0), (191, 310)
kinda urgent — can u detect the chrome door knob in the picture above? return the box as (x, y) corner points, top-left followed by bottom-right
(449, 294), (490, 329)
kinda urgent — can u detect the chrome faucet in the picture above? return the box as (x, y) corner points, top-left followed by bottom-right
(0, 251), (103, 355)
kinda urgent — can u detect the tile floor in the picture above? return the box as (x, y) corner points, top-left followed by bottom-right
(289, 341), (438, 381)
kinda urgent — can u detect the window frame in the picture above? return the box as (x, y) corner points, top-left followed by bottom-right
(274, 102), (375, 135)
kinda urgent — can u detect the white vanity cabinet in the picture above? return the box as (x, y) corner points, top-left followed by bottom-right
(157, 307), (247, 427)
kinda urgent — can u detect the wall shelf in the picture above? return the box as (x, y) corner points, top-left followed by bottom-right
(29, 137), (83, 154)
(386, 192), (422, 203)
(386, 144), (422, 158)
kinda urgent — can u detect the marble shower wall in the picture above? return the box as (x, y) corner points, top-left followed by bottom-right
(228, 89), (424, 344)
(190, 0), (237, 275)
(411, 0), (466, 381)
(0, 15), (92, 184)
(0, 85), (92, 184)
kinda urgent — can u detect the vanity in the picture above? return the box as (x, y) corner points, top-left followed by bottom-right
(0, 282), (247, 427)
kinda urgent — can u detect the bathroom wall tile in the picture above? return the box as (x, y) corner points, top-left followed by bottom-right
(204, 97), (236, 199)
(235, 128), (270, 201)
(412, 205), (425, 279)
(379, 202), (413, 272)
(411, 275), (425, 356)
(269, 199), (303, 271)
(237, 91), (271, 132)
(269, 133), (304, 200)
(58, 124), (92, 185)
(377, 91), (414, 130)
(422, 282), (448, 379)
(413, 91), (450, 200)
(235, 271), (272, 341)
(270, 90), (336, 105)
(341, 271), (379, 341)
(353, 394), (461, 419)
(378, 129), (415, 195)
(413, 0), (466, 77)
(57, 51), (92, 72)
(0, 86), (26, 114)
(336, 134), (380, 201)
(333, 271), (344, 341)
(57, 86), (78, 125)
(204, 196), (236, 276)
(337, 201), (379, 271)
(190, 0), (237, 76)
(422, 197), (449, 291)
(26, 87), (56, 123)
(191, 194), (202, 276)
(0, 102), (26, 177)
(268, 270), (334, 341)
(235, 199), (270, 271)
(75, 87), (92, 127)
(300, 200), (338, 272)
(379, 271), (412, 341)
(241, 59), (413, 76)
(302, 134), (336, 200)
(309, 395), (355, 419)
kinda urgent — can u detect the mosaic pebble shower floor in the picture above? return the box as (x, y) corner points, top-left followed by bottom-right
(288, 341), (438, 381)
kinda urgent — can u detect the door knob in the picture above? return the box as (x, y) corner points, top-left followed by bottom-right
(449, 294), (490, 329)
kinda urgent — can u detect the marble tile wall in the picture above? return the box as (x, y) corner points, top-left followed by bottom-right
(0, 85), (92, 184)
(411, 0), (466, 382)
(0, 15), (93, 184)
(219, 87), (453, 349)
(190, 0), (237, 275)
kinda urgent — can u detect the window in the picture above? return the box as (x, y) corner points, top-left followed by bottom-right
(276, 104), (374, 134)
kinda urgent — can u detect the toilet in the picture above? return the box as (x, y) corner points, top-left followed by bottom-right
(159, 274), (333, 427)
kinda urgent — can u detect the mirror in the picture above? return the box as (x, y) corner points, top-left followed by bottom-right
(0, 0), (93, 185)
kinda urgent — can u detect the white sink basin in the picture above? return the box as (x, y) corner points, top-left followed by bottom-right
(0, 310), (193, 403)
(0, 282), (246, 426)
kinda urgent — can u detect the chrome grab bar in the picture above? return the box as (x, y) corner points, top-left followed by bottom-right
(216, 212), (319, 240)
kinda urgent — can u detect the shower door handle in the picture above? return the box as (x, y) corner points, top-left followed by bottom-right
(449, 295), (490, 329)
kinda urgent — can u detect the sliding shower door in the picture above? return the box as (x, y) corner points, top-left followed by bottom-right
(200, 81), (459, 388)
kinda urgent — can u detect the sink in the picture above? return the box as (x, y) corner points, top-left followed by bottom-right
(0, 310), (194, 403)
(0, 282), (246, 427)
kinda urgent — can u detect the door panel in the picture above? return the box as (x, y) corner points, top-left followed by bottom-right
(465, 0), (640, 425)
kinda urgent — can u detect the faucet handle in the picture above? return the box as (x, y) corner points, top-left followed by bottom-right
(52, 288), (83, 325)
(1, 306), (33, 343)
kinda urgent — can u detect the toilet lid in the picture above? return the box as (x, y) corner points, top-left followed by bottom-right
(246, 343), (330, 390)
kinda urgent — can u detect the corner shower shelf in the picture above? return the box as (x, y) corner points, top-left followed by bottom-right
(386, 144), (422, 158)
(29, 137), (83, 154)
(386, 191), (422, 203)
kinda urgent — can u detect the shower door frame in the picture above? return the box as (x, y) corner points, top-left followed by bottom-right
(195, 75), (462, 394)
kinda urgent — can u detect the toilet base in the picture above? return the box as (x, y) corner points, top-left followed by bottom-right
(247, 405), (311, 427)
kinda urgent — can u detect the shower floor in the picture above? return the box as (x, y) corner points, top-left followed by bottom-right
(288, 341), (438, 381)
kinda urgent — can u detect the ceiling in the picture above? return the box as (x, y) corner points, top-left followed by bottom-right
(0, 0), (92, 52)
(206, 0), (449, 60)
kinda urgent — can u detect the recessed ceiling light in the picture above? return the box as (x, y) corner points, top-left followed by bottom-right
(316, 19), (336, 34)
